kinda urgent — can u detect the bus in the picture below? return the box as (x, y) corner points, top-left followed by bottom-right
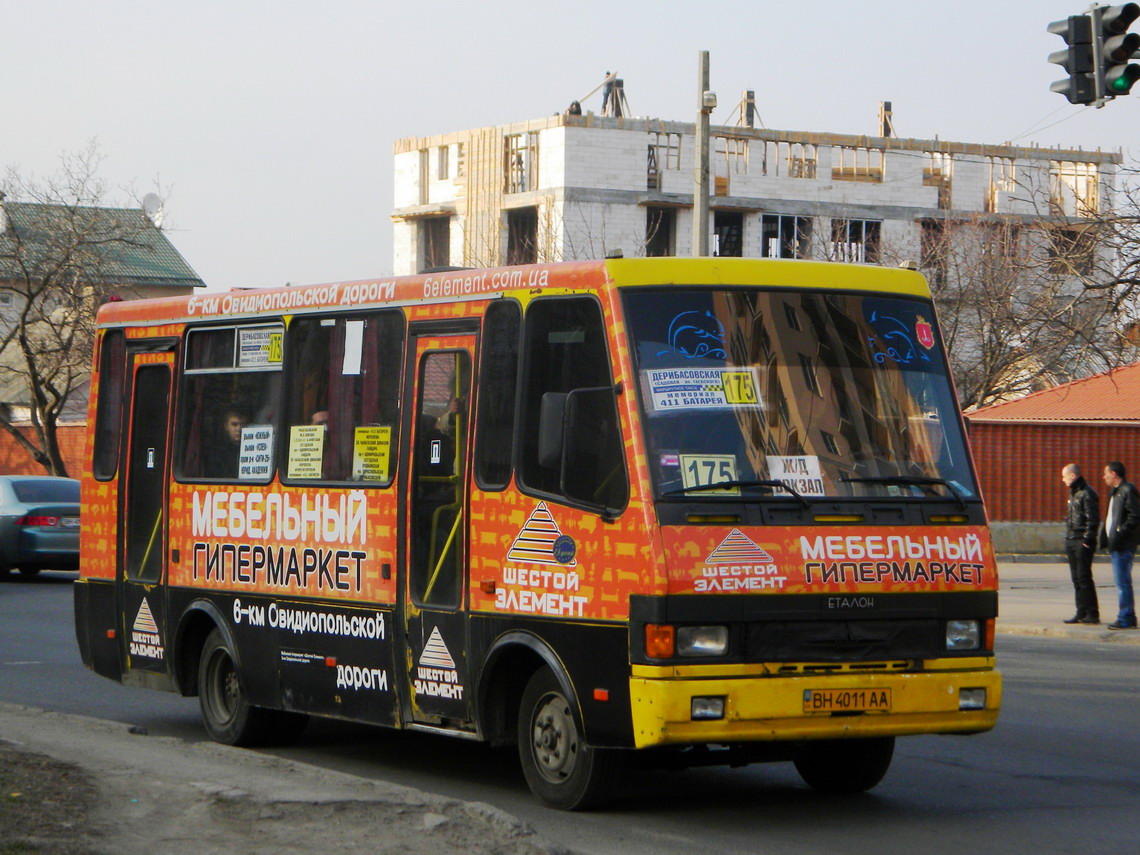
(74, 257), (1000, 810)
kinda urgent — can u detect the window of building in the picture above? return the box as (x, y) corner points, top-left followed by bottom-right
(919, 219), (949, 289)
(799, 353), (822, 396)
(517, 297), (627, 511)
(437, 145), (450, 180)
(830, 218), (881, 264)
(507, 207), (539, 265)
(419, 216), (451, 271)
(647, 132), (681, 190)
(455, 142), (466, 178)
(176, 324), (284, 482)
(832, 146), (884, 182)
(654, 132), (682, 169)
(1050, 160), (1099, 216)
(760, 214), (812, 258)
(784, 302), (802, 331)
(923, 151), (953, 209)
(821, 431), (840, 455)
(784, 142), (817, 178)
(713, 211), (743, 257)
(714, 135), (749, 175)
(1047, 225), (1097, 276)
(645, 207), (675, 257)
(282, 312), (404, 485)
(505, 132), (540, 194)
(986, 157), (1016, 213)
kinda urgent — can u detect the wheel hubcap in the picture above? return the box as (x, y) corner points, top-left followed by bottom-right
(531, 692), (579, 783)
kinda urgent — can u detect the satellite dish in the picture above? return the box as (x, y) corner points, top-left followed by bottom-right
(142, 193), (164, 227)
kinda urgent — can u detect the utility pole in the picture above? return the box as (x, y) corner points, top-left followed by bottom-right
(692, 50), (715, 256)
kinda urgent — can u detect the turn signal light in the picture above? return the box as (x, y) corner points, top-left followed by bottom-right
(645, 624), (675, 659)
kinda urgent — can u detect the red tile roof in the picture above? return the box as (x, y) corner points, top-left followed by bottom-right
(966, 362), (1140, 423)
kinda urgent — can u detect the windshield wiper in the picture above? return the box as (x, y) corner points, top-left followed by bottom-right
(664, 479), (810, 507)
(839, 475), (968, 507)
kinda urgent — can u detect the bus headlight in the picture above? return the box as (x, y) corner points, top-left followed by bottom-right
(691, 696), (726, 720)
(677, 626), (729, 657)
(946, 619), (980, 651)
(959, 688), (987, 710)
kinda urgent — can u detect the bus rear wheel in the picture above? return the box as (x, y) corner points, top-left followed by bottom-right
(198, 628), (307, 746)
(516, 668), (620, 810)
(793, 736), (895, 794)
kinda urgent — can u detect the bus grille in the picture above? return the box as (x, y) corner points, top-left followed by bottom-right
(746, 619), (942, 662)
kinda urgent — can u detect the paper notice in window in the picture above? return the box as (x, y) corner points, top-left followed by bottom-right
(644, 367), (763, 412)
(767, 455), (825, 496)
(287, 425), (325, 479)
(238, 425), (274, 480)
(342, 320), (364, 376)
(352, 425), (392, 481)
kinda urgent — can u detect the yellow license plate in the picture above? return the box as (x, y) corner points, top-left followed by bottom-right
(803, 688), (892, 713)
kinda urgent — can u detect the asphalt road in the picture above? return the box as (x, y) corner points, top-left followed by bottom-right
(3, 571), (1140, 855)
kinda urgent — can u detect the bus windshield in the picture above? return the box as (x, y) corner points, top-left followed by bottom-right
(623, 286), (977, 502)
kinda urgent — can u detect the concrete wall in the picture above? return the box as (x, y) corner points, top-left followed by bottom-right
(989, 522), (1064, 556)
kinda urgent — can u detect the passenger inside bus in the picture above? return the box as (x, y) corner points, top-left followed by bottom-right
(204, 408), (248, 478)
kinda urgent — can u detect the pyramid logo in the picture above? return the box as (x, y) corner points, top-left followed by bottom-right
(507, 502), (577, 566)
(133, 598), (159, 633)
(705, 529), (775, 565)
(129, 597), (164, 661)
(419, 625), (456, 669)
(414, 626), (464, 701)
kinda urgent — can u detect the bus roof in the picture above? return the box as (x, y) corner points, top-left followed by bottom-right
(94, 258), (931, 328)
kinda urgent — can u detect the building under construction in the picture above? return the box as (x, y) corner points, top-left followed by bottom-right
(391, 85), (1120, 276)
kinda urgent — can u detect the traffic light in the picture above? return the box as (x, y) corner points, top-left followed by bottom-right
(1048, 14), (1095, 104)
(1098, 3), (1140, 97)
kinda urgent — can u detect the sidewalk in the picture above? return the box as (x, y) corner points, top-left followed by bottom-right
(996, 556), (1140, 643)
(0, 702), (562, 855)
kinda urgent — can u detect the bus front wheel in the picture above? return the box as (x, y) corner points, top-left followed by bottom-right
(198, 628), (307, 746)
(793, 736), (895, 794)
(516, 668), (620, 810)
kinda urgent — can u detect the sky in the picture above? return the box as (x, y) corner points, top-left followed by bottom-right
(3, 0), (1136, 291)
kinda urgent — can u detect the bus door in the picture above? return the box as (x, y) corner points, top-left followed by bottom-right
(118, 350), (174, 681)
(402, 332), (475, 726)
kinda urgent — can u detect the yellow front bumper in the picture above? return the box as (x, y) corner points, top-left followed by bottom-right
(629, 659), (1001, 748)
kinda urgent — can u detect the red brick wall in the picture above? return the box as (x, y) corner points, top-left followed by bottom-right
(0, 424), (87, 478)
(967, 420), (1140, 522)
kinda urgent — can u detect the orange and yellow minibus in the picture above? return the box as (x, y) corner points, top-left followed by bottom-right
(75, 258), (1000, 809)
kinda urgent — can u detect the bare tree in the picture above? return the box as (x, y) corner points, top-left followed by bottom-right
(0, 143), (161, 475)
(892, 214), (1125, 410)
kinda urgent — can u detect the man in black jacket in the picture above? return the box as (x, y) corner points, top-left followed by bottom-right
(1099, 461), (1140, 629)
(1061, 464), (1100, 624)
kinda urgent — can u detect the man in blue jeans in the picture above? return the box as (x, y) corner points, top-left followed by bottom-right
(1099, 461), (1140, 630)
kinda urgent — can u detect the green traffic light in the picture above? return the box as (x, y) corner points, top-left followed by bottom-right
(1106, 62), (1140, 94)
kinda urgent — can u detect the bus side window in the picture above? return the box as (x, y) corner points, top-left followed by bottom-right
(92, 329), (127, 480)
(517, 297), (628, 511)
(175, 325), (282, 482)
(475, 300), (520, 490)
(283, 311), (404, 485)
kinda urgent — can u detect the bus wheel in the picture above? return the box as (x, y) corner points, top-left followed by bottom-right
(516, 668), (620, 810)
(793, 736), (895, 794)
(198, 628), (308, 746)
